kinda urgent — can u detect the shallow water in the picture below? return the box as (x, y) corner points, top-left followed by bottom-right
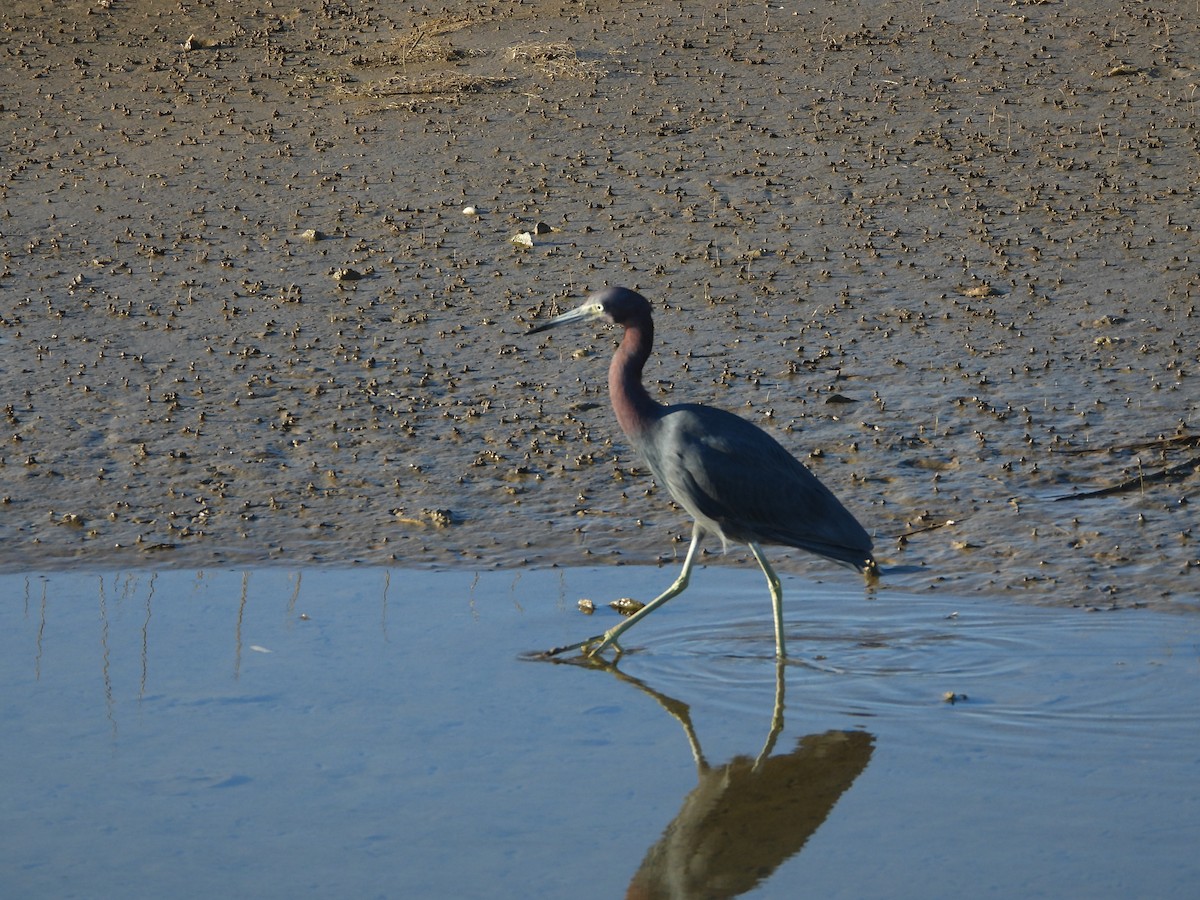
(3, 565), (1197, 898)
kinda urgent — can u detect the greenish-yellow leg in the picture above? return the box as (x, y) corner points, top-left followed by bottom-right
(543, 527), (706, 659)
(748, 541), (787, 659)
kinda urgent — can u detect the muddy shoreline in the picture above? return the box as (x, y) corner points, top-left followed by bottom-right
(1, 0), (1197, 609)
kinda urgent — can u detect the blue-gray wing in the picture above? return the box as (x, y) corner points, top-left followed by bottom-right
(638, 404), (872, 569)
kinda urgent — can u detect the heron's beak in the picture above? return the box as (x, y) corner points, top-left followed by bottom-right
(527, 301), (606, 334)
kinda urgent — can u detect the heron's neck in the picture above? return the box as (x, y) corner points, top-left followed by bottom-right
(609, 320), (661, 437)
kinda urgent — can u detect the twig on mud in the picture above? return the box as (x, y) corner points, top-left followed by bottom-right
(343, 72), (509, 102)
(896, 517), (961, 540)
(1053, 455), (1200, 501)
(1053, 433), (1198, 456)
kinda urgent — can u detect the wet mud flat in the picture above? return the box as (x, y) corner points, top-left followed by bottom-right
(0, 0), (1197, 609)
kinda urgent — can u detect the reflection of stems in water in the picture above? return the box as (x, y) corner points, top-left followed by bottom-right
(141, 571), (155, 700)
(381, 570), (391, 642)
(99, 575), (116, 739)
(35, 577), (47, 681)
(286, 572), (302, 620)
(234, 571), (249, 680)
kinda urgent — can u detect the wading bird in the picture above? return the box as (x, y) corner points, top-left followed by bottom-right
(530, 287), (876, 659)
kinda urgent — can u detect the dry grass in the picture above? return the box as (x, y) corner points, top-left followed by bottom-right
(340, 19), (604, 111)
(355, 14), (483, 66)
(507, 41), (607, 79)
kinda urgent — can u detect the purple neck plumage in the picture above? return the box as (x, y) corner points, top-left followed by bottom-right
(608, 315), (662, 439)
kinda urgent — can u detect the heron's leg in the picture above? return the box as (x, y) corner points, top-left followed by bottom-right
(748, 541), (786, 659)
(584, 525), (706, 657)
(542, 525), (706, 659)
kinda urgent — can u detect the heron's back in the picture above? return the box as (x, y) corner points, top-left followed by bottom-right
(633, 404), (873, 570)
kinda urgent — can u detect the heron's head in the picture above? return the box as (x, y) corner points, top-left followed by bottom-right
(528, 287), (650, 334)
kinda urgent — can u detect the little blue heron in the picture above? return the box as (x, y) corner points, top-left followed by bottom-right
(530, 287), (876, 659)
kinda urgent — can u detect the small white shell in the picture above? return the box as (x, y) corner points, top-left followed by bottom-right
(462, 205), (478, 216)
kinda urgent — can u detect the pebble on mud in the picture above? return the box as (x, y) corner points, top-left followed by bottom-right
(182, 34), (218, 51)
(392, 508), (454, 528)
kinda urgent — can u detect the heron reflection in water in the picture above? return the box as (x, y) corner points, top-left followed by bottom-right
(557, 657), (874, 899)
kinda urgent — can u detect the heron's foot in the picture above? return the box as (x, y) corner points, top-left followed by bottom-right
(584, 634), (623, 660)
(538, 630), (623, 661)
